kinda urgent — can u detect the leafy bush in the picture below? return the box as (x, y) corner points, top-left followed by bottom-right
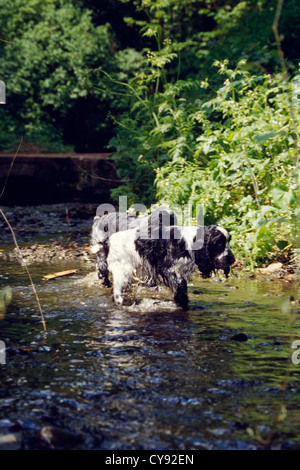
(109, 49), (299, 267)
(1, 0), (299, 153)
(0, 0), (117, 150)
(156, 61), (299, 267)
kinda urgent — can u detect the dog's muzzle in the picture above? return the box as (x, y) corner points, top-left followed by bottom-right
(214, 250), (235, 275)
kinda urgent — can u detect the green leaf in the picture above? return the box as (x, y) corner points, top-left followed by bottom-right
(254, 130), (287, 144)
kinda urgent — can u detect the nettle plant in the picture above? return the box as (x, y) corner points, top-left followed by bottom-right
(156, 61), (299, 268)
(109, 32), (192, 206)
(109, 45), (299, 267)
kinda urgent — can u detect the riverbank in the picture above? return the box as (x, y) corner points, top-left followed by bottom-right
(0, 203), (95, 265)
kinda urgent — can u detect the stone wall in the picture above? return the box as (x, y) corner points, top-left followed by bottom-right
(0, 154), (119, 204)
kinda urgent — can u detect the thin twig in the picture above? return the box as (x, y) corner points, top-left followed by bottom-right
(0, 135), (23, 200)
(271, 0), (288, 80)
(0, 38), (13, 44)
(0, 209), (47, 331)
(0, 135), (46, 331)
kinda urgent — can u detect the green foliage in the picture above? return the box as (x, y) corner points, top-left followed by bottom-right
(118, 0), (300, 79)
(0, 0), (117, 150)
(109, 44), (300, 267)
(1, 0), (299, 151)
(155, 61), (299, 267)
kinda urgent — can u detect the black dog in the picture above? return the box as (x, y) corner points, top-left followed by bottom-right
(90, 208), (177, 286)
(107, 224), (235, 309)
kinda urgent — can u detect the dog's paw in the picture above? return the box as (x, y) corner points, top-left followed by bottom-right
(113, 294), (124, 306)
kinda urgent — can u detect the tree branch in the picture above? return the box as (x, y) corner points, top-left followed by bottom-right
(271, 0), (288, 79)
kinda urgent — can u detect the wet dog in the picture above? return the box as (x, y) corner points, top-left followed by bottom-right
(90, 208), (177, 286)
(107, 224), (235, 309)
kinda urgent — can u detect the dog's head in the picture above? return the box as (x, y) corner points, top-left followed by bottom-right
(194, 225), (235, 278)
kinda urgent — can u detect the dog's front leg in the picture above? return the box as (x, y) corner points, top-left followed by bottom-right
(112, 270), (125, 305)
(113, 290), (124, 306)
(110, 263), (132, 306)
(174, 278), (188, 309)
(162, 268), (189, 309)
(95, 243), (111, 287)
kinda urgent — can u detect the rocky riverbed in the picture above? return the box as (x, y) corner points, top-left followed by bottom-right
(0, 203), (95, 264)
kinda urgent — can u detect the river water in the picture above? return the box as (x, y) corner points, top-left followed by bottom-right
(0, 204), (300, 450)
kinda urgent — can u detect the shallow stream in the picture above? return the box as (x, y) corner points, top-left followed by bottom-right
(0, 204), (300, 450)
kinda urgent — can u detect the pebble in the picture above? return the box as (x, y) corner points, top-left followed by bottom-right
(40, 425), (84, 450)
(0, 433), (22, 450)
(230, 333), (248, 342)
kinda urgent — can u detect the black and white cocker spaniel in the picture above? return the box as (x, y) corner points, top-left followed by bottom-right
(90, 208), (177, 287)
(106, 223), (235, 309)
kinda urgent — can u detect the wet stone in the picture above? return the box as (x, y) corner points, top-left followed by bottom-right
(0, 432), (23, 450)
(0, 419), (13, 429)
(39, 425), (84, 450)
(230, 333), (248, 342)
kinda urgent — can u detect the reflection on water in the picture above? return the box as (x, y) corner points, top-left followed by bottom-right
(0, 258), (300, 450)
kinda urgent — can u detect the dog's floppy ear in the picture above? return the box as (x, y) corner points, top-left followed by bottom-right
(203, 225), (218, 254)
(193, 226), (215, 278)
